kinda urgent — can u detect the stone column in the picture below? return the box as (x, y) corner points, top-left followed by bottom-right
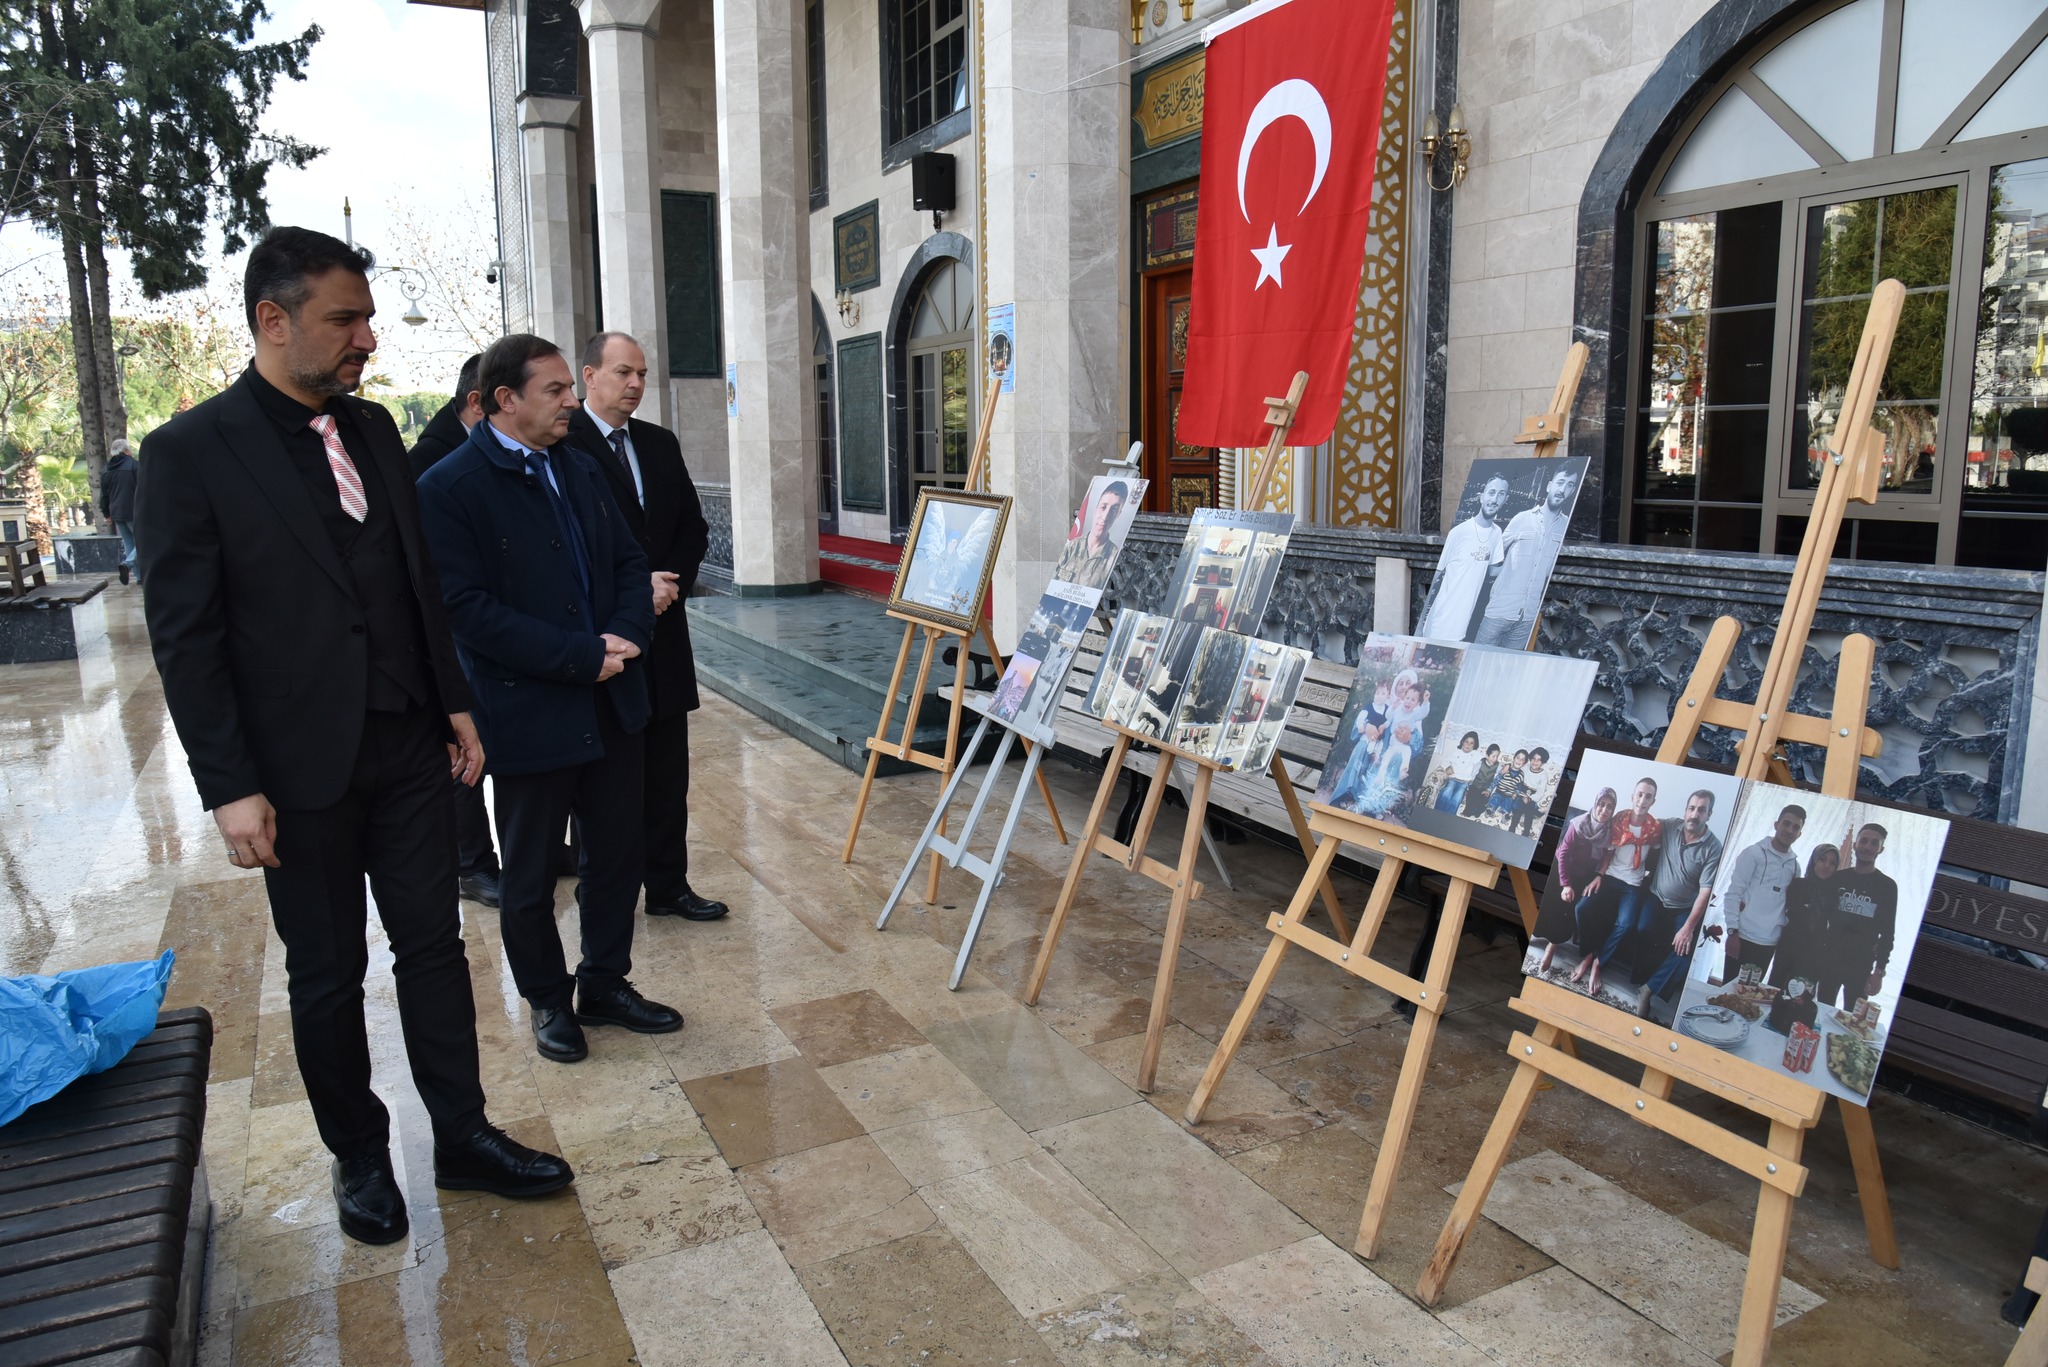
(576, 0), (672, 423)
(517, 95), (582, 351)
(712, 0), (818, 591)
(980, 0), (1129, 642)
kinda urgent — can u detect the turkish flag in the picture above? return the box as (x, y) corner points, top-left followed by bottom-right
(1177, 0), (1400, 447)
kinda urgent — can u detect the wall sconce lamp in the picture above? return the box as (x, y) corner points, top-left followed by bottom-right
(837, 288), (861, 329)
(1419, 103), (1472, 191)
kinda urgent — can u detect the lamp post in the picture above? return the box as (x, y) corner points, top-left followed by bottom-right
(343, 199), (430, 327)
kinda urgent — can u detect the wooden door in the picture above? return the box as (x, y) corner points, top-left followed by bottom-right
(1142, 267), (1220, 514)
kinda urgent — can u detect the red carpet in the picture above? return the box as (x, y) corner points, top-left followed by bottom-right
(818, 532), (901, 598)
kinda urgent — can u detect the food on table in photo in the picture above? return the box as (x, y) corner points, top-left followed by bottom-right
(1826, 1031), (1879, 1095)
(1706, 992), (1765, 1021)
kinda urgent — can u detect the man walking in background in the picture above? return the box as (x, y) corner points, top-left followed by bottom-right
(416, 333), (682, 1065)
(407, 353), (502, 907)
(565, 332), (725, 923)
(101, 438), (139, 585)
(136, 228), (572, 1249)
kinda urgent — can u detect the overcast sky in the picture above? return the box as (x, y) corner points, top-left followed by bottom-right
(1, 0), (498, 392)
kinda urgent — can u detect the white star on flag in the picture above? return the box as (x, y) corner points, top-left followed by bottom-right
(1250, 225), (1292, 289)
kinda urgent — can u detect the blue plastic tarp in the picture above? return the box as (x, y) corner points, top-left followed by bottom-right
(0, 950), (176, 1129)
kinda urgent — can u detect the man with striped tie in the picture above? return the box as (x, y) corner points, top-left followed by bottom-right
(136, 227), (573, 1248)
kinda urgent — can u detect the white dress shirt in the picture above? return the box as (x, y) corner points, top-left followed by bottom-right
(584, 404), (645, 506)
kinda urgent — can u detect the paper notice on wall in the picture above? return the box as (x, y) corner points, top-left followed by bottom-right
(987, 302), (1016, 394)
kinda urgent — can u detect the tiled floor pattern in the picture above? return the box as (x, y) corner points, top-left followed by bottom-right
(5, 588), (2041, 1365)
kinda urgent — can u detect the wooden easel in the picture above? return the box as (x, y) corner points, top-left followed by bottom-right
(1418, 281), (1908, 1367)
(1181, 344), (1588, 1258)
(1024, 373), (1352, 1095)
(842, 372), (1067, 898)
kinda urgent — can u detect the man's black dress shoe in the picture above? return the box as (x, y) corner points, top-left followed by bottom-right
(434, 1124), (575, 1198)
(333, 1150), (408, 1246)
(458, 868), (502, 907)
(531, 1003), (589, 1062)
(646, 887), (729, 921)
(575, 980), (684, 1034)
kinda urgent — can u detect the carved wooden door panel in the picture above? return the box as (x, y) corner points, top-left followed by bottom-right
(1143, 266), (1220, 514)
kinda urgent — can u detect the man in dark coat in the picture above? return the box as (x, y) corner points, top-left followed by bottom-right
(135, 227), (572, 1250)
(415, 333), (682, 1066)
(407, 353), (502, 907)
(408, 353), (482, 482)
(100, 438), (139, 584)
(564, 331), (725, 921)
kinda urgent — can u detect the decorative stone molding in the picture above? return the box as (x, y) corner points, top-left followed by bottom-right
(699, 482), (734, 590)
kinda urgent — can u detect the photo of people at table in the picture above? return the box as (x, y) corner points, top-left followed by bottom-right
(1522, 751), (1744, 1021)
(1314, 635), (1464, 825)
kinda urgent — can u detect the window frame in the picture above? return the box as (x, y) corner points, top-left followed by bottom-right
(879, 0), (971, 172)
(807, 0), (829, 211)
(1622, 0), (2048, 565)
(659, 189), (725, 380)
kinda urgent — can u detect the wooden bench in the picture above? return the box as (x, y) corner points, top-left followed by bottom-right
(0, 1006), (213, 1367)
(2, 540), (48, 598)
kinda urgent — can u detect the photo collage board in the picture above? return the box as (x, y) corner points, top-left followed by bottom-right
(981, 475), (1149, 739)
(1311, 633), (1599, 868)
(1521, 748), (1950, 1105)
(1081, 509), (1310, 777)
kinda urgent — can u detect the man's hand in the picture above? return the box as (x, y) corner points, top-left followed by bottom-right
(447, 712), (485, 786)
(1673, 913), (1701, 958)
(216, 793), (280, 869)
(1865, 971), (1884, 998)
(598, 632), (640, 681)
(652, 570), (681, 616)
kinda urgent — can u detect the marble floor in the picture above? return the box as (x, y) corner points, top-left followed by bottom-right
(6, 586), (2044, 1366)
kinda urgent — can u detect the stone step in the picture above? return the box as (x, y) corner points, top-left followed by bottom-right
(690, 623), (958, 776)
(685, 593), (972, 725)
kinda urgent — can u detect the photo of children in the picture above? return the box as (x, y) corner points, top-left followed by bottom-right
(1522, 750), (1744, 1022)
(1668, 783), (1948, 1104)
(1405, 647), (1598, 866)
(1313, 635), (1464, 825)
(1413, 456), (1589, 648)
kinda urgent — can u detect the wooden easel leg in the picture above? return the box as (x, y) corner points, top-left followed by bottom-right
(1126, 753), (1178, 869)
(1419, 1021), (1561, 1305)
(843, 621), (919, 862)
(1358, 881), (1471, 1259)
(1270, 756), (1348, 940)
(1138, 764), (1213, 1094)
(1025, 734), (1131, 1005)
(1731, 1121), (1806, 1367)
(1186, 835), (1345, 1124)
(1838, 1097), (1899, 1269)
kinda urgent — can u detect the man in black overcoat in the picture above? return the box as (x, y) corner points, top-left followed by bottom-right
(563, 331), (726, 922)
(415, 333), (683, 1066)
(135, 228), (572, 1250)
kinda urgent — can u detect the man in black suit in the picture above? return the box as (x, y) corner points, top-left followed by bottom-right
(564, 332), (726, 922)
(407, 353), (501, 907)
(416, 334), (683, 1065)
(135, 227), (572, 1249)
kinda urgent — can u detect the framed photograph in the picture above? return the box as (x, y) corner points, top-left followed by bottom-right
(1159, 508), (1296, 634)
(1313, 634), (1465, 825)
(1402, 647), (1600, 867)
(1413, 456), (1589, 649)
(1519, 750), (1746, 1022)
(889, 489), (1011, 633)
(1666, 784), (1947, 1103)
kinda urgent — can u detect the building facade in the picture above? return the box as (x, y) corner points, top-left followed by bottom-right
(461, 0), (2048, 633)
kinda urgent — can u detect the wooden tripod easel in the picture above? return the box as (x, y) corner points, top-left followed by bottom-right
(1418, 281), (1908, 1367)
(1024, 373), (1352, 1095)
(841, 373), (1067, 899)
(1182, 344), (1589, 1258)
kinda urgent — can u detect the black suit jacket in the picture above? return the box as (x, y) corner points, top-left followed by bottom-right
(563, 407), (708, 717)
(407, 399), (470, 481)
(135, 369), (474, 812)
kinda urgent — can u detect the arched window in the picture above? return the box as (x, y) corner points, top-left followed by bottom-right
(905, 258), (976, 504)
(1627, 0), (2048, 568)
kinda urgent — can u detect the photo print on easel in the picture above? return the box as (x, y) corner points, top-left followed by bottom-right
(1211, 638), (1311, 776)
(1522, 749), (1745, 1021)
(1404, 646), (1599, 866)
(1414, 455), (1589, 648)
(1669, 782), (1947, 1104)
(982, 475), (1150, 730)
(1313, 634), (1464, 824)
(1085, 609), (1172, 729)
(1159, 508), (1296, 634)
(890, 489), (1012, 632)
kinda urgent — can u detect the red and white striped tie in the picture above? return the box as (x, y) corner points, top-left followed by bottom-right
(307, 415), (368, 522)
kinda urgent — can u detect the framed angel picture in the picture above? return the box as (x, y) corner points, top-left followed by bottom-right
(889, 489), (1012, 633)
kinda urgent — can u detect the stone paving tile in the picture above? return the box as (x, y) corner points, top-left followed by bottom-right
(1440, 1264), (1722, 1367)
(609, 1228), (847, 1367)
(771, 987), (928, 1067)
(866, 1105), (1042, 1187)
(1033, 1267), (1279, 1366)
(680, 1055), (867, 1168)
(922, 1005), (1136, 1132)
(817, 1041), (991, 1131)
(799, 1227), (1063, 1366)
(561, 1116), (760, 1269)
(1084, 1021), (1330, 1157)
(737, 1134), (938, 1267)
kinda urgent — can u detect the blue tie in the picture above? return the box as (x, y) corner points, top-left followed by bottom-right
(526, 450), (594, 619)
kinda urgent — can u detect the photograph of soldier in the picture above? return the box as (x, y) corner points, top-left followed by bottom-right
(1052, 476), (1139, 591)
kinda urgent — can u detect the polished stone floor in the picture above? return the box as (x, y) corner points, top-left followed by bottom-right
(6, 587), (2044, 1365)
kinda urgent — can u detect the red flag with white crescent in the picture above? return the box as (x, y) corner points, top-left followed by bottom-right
(1176, 0), (1399, 448)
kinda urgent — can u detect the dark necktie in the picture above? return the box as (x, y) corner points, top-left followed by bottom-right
(606, 427), (640, 506)
(526, 450), (594, 618)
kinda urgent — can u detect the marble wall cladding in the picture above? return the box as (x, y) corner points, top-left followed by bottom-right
(674, 377), (731, 485)
(656, 0), (722, 193)
(1441, 0), (1721, 532)
(520, 97), (584, 355)
(583, 1), (675, 417)
(1101, 513), (2047, 822)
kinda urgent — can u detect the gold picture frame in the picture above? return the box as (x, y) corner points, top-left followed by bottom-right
(887, 488), (1013, 634)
